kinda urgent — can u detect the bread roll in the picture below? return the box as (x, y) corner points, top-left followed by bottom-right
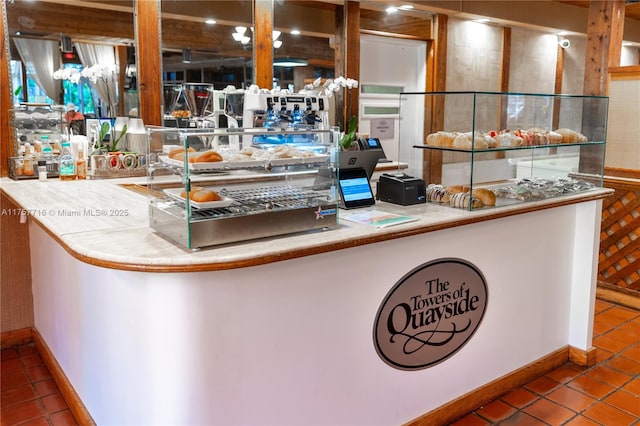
(191, 189), (222, 202)
(452, 132), (490, 149)
(446, 185), (466, 194)
(168, 146), (195, 159)
(180, 186), (204, 199)
(194, 150), (223, 163)
(449, 192), (482, 209)
(495, 131), (524, 147)
(471, 188), (496, 206)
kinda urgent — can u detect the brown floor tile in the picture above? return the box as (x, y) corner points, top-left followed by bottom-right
(0, 399), (45, 425)
(50, 409), (79, 426)
(597, 306), (639, 324)
(1, 358), (23, 375)
(1, 348), (20, 361)
(33, 378), (60, 397)
(593, 334), (633, 354)
(1, 370), (30, 390)
(42, 392), (69, 414)
(545, 363), (585, 384)
(24, 365), (51, 382)
(19, 417), (52, 426)
(496, 411), (547, 426)
(604, 327), (639, 348)
(21, 353), (44, 369)
(500, 388), (538, 409)
(604, 389), (640, 417)
(622, 378), (640, 396)
(604, 355), (640, 376)
(563, 414), (601, 426)
(546, 386), (597, 412)
(16, 344), (37, 356)
(568, 375), (616, 399)
(475, 400), (517, 423)
(583, 401), (637, 426)
(585, 364), (633, 388)
(622, 345), (640, 362)
(522, 398), (575, 424)
(524, 376), (560, 396)
(593, 299), (613, 313)
(450, 413), (491, 426)
(595, 347), (614, 363)
(1, 384), (37, 408)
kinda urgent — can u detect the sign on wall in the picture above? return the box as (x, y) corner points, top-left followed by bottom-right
(373, 258), (488, 370)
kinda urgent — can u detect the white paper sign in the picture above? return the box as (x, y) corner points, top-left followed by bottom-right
(371, 118), (394, 139)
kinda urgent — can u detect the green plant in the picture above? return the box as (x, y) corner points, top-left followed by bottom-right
(340, 115), (358, 150)
(110, 124), (128, 152)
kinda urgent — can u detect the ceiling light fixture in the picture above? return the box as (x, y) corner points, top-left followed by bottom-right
(232, 28), (283, 48)
(273, 57), (308, 67)
(386, 6), (398, 13)
(205, 18), (216, 25)
(291, 29), (301, 35)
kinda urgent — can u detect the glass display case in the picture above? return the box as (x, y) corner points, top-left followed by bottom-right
(12, 103), (64, 148)
(147, 126), (340, 249)
(398, 91), (608, 210)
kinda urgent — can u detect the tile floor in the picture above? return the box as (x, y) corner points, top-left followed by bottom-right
(0, 299), (638, 426)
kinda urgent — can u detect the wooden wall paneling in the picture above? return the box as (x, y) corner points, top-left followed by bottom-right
(116, 45), (127, 117)
(499, 27), (511, 130)
(1, 1), (11, 177)
(425, 14), (447, 184)
(254, 0), (273, 89)
(580, 0), (625, 173)
(345, 1), (360, 129)
(135, 0), (162, 126)
(334, 4), (345, 130)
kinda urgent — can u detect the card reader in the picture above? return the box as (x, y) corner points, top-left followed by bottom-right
(376, 173), (426, 206)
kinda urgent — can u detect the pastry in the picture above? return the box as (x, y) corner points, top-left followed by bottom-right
(191, 189), (222, 202)
(452, 132), (492, 149)
(193, 150), (223, 163)
(168, 146), (195, 159)
(555, 128), (588, 143)
(426, 131), (457, 147)
(495, 130), (524, 147)
(446, 185), (466, 194)
(180, 186), (204, 199)
(426, 184), (451, 203)
(471, 188), (496, 206)
(449, 192), (482, 209)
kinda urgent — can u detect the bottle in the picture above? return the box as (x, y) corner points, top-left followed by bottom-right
(76, 149), (87, 180)
(23, 143), (34, 176)
(59, 142), (77, 181)
(38, 160), (48, 182)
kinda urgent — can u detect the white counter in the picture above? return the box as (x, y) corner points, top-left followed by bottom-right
(1, 177), (610, 425)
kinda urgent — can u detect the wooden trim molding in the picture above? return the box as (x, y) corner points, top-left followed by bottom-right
(33, 328), (96, 426)
(0, 327), (32, 350)
(569, 346), (598, 368)
(405, 347), (569, 426)
(597, 282), (640, 310)
(1, 0), (12, 178)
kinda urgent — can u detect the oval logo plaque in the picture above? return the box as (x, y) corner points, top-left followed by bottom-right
(373, 258), (488, 370)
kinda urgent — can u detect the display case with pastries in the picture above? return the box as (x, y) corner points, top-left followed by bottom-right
(147, 126), (341, 249)
(397, 91), (608, 210)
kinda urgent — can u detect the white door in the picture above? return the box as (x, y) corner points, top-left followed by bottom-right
(359, 34), (426, 162)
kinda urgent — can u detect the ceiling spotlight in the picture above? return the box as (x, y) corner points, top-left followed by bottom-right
(205, 19), (216, 25)
(399, 5), (414, 10)
(558, 38), (570, 49)
(291, 29), (300, 35)
(386, 6), (398, 13)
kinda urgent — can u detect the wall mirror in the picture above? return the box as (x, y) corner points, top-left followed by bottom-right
(5, 0), (138, 123)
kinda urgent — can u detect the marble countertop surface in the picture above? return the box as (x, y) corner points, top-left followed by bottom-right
(1, 177), (612, 271)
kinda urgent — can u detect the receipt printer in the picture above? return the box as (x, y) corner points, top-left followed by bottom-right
(376, 173), (427, 205)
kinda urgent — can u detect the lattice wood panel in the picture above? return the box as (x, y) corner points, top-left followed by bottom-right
(599, 187), (640, 291)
